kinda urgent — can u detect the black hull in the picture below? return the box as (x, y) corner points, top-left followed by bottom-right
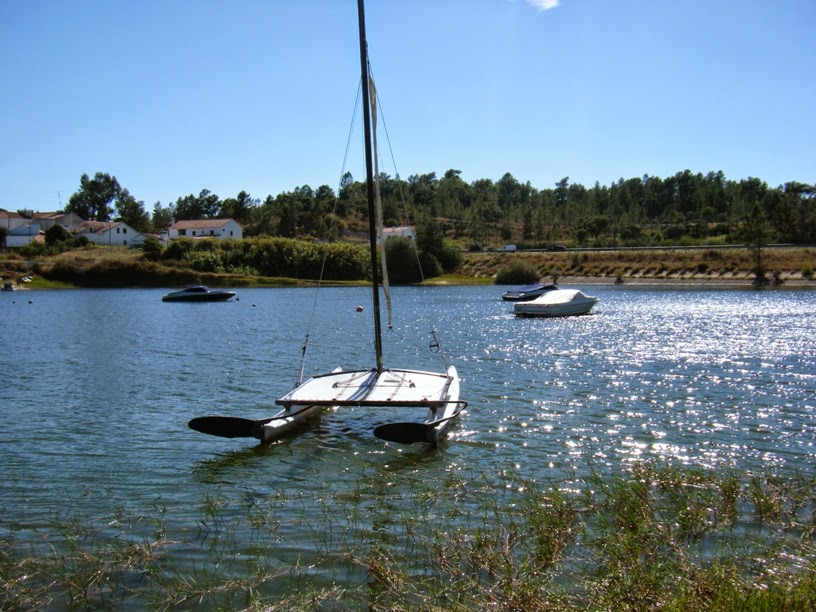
(162, 292), (235, 303)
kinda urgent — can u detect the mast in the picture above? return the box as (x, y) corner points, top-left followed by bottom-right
(357, 0), (384, 374)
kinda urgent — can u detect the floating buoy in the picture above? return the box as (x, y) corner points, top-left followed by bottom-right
(356, 305), (364, 312)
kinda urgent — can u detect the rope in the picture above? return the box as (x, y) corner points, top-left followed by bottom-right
(294, 80), (363, 383)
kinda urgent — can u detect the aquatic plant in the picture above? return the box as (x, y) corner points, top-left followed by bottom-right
(2, 462), (815, 610)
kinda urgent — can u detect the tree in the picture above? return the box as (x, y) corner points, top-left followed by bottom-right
(583, 216), (610, 243)
(66, 172), (122, 221)
(220, 190), (258, 224)
(115, 189), (150, 232)
(438, 169), (470, 218)
(497, 172), (523, 210)
(741, 204), (772, 285)
(416, 217), (444, 259)
(151, 202), (174, 232)
(174, 189), (220, 220)
(45, 224), (70, 246)
(277, 199), (298, 238)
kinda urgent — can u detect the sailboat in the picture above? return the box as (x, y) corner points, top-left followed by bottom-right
(188, 0), (465, 446)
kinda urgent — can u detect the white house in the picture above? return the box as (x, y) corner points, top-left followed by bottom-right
(168, 218), (243, 241)
(1, 211), (30, 234)
(5, 223), (44, 248)
(32, 211), (85, 232)
(73, 221), (144, 247)
(380, 226), (415, 242)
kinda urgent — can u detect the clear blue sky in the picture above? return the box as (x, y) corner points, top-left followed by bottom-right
(2, 0), (814, 214)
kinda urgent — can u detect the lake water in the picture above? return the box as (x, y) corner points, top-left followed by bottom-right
(2, 284), (815, 592)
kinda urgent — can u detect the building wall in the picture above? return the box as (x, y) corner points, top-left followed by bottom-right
(168, 219), (243, 240)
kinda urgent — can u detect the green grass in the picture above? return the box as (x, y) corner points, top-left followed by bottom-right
(2, 462), (815, 610)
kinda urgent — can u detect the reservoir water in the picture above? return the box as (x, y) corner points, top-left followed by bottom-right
(2, 285), (814, 592)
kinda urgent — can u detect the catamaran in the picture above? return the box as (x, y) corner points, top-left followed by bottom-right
(189, 0), (465, 446)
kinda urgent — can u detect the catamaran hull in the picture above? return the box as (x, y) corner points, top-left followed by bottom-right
(258, 404), (326, 443)
(425, 365), (461, 443)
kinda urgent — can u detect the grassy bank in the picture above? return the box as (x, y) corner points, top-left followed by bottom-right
(2, 245), (814, 289)
(2, 462), (814, 609)
(462, 247), (816, 285)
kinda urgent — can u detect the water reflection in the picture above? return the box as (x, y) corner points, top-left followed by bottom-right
(1, 286), (814, 529)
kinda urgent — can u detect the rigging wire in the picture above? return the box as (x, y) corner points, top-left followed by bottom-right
(294, 68), (452, 380)
(366, 66), (452, 367)
(293, 81), (363, 386)
(366, 64), (427, 285)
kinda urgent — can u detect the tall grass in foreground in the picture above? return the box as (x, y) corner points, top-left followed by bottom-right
(2, 462), (814, 610)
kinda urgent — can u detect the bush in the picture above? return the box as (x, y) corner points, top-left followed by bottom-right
(801, 262), (813, 279)
(437, 246), (462, 272)
(45, 224), (70, 246)
(495, 259), (540, 285)
(384, 237), (422, 284)
(419, 251), (443, 279)
(162, 238), (196, 261)
(142, 237), (163, 261)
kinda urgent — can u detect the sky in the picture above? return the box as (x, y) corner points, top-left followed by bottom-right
(2, 0), (814, 214)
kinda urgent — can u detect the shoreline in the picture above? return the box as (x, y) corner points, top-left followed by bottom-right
(552, 275), (816, 289)
(4, 275), (815, 291)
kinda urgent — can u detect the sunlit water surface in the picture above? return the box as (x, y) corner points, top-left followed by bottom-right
(2, 285), (814, 568)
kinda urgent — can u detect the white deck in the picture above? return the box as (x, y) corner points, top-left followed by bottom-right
(277, 367), (457, 408)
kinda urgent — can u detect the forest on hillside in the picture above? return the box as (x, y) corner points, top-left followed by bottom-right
(12, 169), (816, 248)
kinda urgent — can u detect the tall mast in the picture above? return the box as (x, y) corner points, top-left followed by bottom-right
(357, 0), (384, 373)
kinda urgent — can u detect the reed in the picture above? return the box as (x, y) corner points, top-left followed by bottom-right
(2, 462), (815, 610)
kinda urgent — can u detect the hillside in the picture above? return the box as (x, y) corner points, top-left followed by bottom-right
(2, 244), (814, 290)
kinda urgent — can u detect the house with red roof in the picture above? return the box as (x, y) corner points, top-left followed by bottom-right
(73, 221), (144, 247)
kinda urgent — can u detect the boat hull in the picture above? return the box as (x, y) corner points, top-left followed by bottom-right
(162, 288), (236, 302)
(258, 404), (326, 443)
(426, 365), (461, 442)
(513, 289), (598, 317)
(501, 283), (558, 301)
(513, 301), (597, 317)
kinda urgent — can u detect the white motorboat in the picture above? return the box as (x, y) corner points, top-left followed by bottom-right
(189, 0), (465, 447)
(501, 282), (558, 301)
(513, 288), (598, 317)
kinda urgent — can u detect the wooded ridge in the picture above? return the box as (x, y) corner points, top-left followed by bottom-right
(10, 168), (815, 250)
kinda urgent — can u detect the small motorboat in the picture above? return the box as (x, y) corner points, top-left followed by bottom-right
(501, 283), (558, 301)
(513, 288), (598, 317)
(162, 285), (236, 302)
